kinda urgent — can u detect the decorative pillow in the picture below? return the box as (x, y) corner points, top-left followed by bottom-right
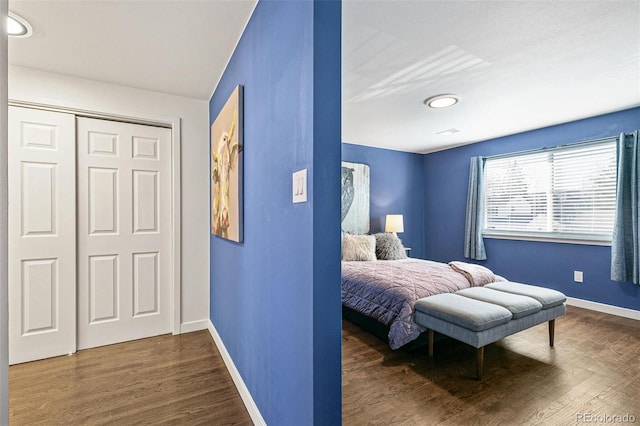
(374, 233), (407, 260)
(342, 234), (377, 261)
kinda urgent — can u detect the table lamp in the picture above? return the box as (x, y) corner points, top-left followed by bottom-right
(385, 214), (404, 238)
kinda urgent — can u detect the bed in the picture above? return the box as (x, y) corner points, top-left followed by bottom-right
(342, 258), (482, 349)
(340, 231), (502, 350)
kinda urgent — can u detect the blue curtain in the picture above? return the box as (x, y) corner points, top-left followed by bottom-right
(464, 156), (487, 260)
(611, 131), (640, 284)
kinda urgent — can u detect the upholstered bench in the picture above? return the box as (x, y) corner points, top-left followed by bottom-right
(413, 282), (566, 379)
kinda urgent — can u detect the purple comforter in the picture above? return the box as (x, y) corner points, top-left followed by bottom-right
(342, 258), (472, 349)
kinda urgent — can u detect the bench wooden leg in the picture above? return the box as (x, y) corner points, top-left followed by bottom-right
(428, 329), (434, 357)
(549, 319), (556, 347)
(476, 346), (484, 380)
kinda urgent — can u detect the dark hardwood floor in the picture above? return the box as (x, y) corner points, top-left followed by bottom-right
(342, 305), (640, 425)
(9, 306), (640, 425)
(9, 330), (252, 425)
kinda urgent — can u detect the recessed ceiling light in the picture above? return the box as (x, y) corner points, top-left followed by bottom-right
(424, 94), (459, 109)
(7, 12), (32, 38)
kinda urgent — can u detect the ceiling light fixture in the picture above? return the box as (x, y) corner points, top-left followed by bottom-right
(7, 12), (32, 38)
(424, 94), (459, 109)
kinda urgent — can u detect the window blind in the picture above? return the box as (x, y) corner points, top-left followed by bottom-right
(483, 138), (616, 241)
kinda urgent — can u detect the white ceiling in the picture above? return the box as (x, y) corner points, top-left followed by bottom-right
(8, 0), (258, 100)
(7, 1), (640, 154)
(343, 1), (640, 153)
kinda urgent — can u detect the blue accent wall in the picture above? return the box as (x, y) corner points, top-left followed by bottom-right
(424, 107), (640, 311)
(342, 143), (426, 259)
(209, 1), (341, 425)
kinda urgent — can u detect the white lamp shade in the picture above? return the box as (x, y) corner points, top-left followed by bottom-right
(385, 214), (404, 233)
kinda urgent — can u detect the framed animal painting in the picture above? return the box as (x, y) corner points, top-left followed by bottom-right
(211, 85), (243, 242)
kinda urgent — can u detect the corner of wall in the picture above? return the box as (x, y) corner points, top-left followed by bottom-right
(312, 1), (342, 425)
(209, 1), (342, 424)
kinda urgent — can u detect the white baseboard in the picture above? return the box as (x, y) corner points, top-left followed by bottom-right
(179, 319), (210, 334)
(207, 320), (266, 426)
(566, 297), (640, 321)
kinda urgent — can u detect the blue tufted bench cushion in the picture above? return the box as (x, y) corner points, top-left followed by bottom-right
(485, 281), (566, 309)
(456, 287), (543, 319)
(413, 282), (566, 379)
(414, 293), (512, 332)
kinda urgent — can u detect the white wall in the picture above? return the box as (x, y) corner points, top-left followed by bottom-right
(1, 2), (10, 424)
(8, 65), (210, 329)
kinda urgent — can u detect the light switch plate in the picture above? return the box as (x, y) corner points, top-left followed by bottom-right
(293, 169), (307, 203)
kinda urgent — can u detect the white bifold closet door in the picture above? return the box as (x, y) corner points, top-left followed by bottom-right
(8, 107), (77, 364)
(9, 107), (172, 364)
(76, 117), (171, 350)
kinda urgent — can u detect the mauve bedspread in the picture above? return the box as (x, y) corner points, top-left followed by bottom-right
(341, 258), (472, 349)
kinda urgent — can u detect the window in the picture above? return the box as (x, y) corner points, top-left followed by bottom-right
(483, 138), (616, 243)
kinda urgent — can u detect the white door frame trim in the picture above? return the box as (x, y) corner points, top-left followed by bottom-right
(1, 1), (9, 420)
(8, 99), (182, 336)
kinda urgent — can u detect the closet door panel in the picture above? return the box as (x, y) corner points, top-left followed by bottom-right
(77, 118), (172, 350)
(8, 107), (76, 365)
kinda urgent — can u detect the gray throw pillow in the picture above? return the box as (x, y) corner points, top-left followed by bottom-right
(374, 233), (407, 260)
(342, 234), (377, 261)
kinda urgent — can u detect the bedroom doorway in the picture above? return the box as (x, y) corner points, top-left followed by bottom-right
(8, 106), (174, 364)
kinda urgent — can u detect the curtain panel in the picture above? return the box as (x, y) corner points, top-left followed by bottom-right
(611, 131), (640, 284)
(464, 156), (487, 260)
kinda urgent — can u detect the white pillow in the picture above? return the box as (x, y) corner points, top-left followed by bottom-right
(342, 234), (377, 261)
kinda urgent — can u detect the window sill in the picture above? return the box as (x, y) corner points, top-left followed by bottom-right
(482, 231), (611, 247)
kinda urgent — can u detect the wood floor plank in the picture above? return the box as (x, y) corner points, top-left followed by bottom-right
(10, 305), (640, 425)
(342, 306), (640, 425)
(9, 330), (252, 425)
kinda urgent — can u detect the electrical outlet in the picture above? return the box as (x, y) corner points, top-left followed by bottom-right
(574, 270), (583, 283)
